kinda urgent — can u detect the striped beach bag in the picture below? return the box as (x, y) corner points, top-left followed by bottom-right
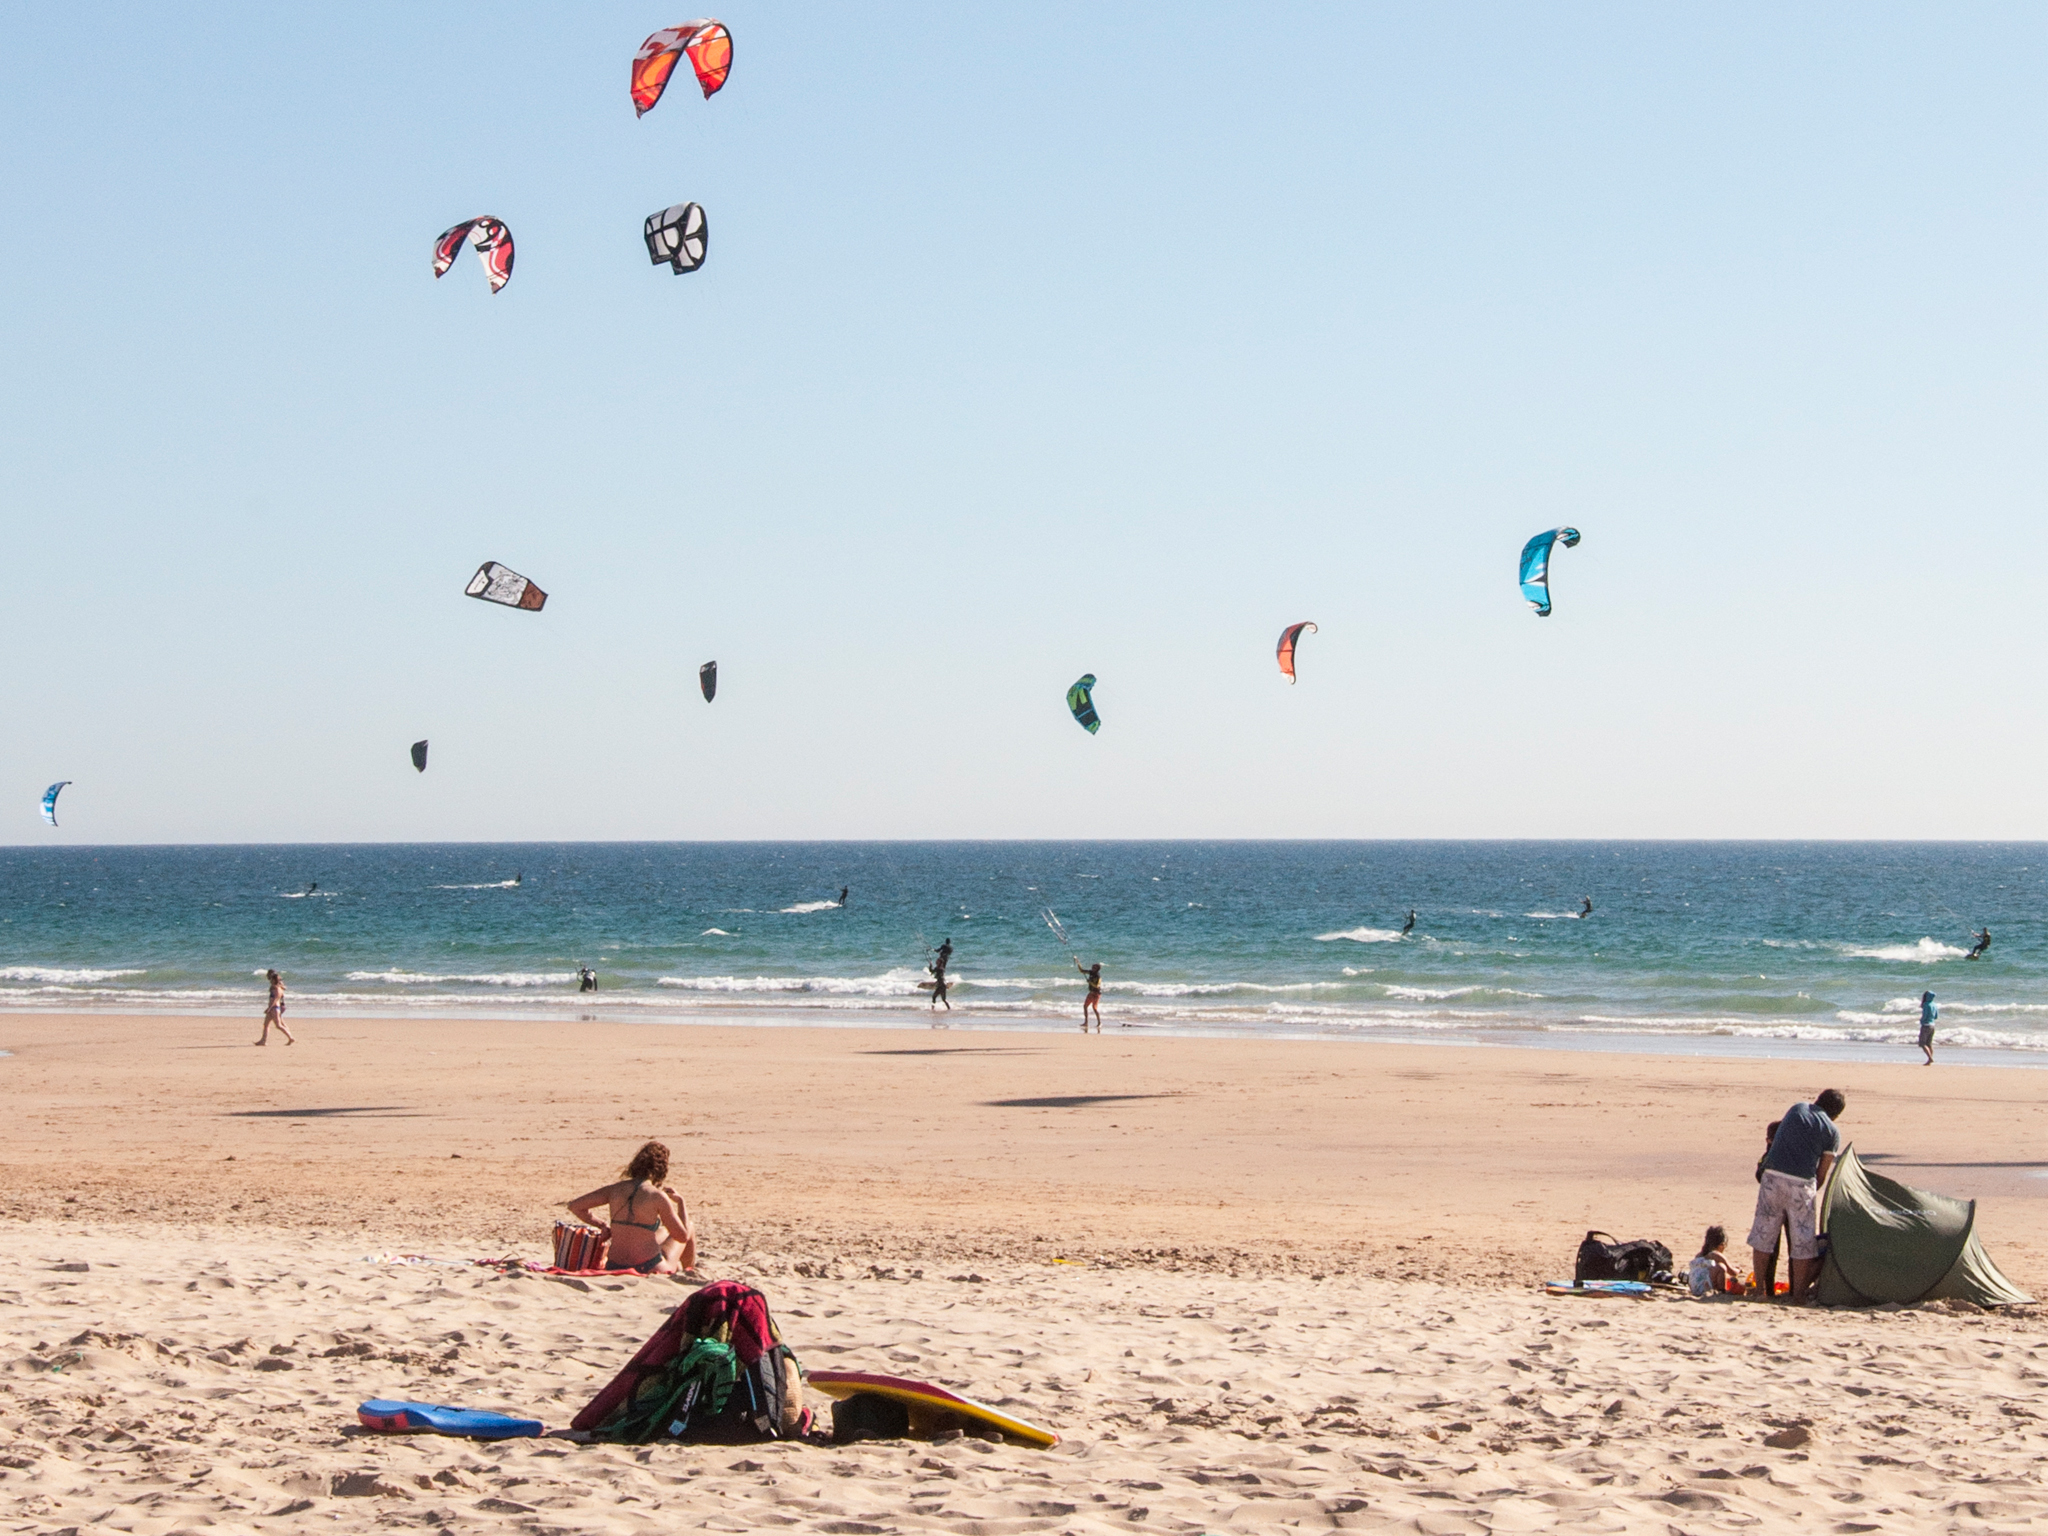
(553, 1221), (610, 1272)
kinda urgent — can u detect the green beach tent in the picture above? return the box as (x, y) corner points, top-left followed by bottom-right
(1815, 1145), (2033, 1308)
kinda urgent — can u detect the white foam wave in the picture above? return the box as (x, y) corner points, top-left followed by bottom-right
(1523, 911), (1580, 920)
(779, 901), (841, 914)
(1380, 985), (1545, 1002)
(1837, 938), (1965, 963)
(700, 928), (733, 937)
(1340, 967), (1375, 977)
(0, 966), (145, 985)
(1874, 996), (2048, 1017)
(658, 968), (929, 997)
(433, 881), (521, 890)
(1314, 928), (1404, 944)
(345, 970), (576, 987)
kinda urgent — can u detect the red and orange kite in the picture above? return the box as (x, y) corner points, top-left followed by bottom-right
(632, 21), (732, 115)
(1276, 621), (1318, 684)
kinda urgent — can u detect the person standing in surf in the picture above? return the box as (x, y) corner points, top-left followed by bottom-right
(929, 938), (953, 1012)
(256, 969), (294, 1046)
(1918, 991), (1938, 1065)
(1077, 959), (1104, 1031)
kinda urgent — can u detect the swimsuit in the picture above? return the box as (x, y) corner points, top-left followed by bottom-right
(606, 1187), (665, 1271)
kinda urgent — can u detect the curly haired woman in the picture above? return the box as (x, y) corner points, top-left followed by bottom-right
(566, 1140), (697, 1275)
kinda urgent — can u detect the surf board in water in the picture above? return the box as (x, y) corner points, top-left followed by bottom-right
(805, 1370), (1057, 1447)
(357, 1400), (544, 1438)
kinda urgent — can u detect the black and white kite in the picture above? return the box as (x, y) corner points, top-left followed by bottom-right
(699, 661), (717, 702)
(644, 202), (708, 274)
(465, 561), (547, 611)
(410, 740), (428, 773)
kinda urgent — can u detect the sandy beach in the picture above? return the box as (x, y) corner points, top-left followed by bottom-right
(3, 1013), (2046, 1533)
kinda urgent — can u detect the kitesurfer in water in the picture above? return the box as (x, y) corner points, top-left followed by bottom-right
(839, 887), (849, 907)
(1401, 910), (1416, 936)
(256, 969), (294, 1046)
(513, 872), (523, 886)
(1967, 927), (1991, 961)
(578, 967), (597, 993)
(1077, 960), (1104, 1031)
(1579, 896), (1593, 918)
(306, 882), (317, 894)
(929, 939), (953, 1012)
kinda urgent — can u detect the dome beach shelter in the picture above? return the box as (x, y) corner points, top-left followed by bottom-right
(1815, 1146), (2032, 1308)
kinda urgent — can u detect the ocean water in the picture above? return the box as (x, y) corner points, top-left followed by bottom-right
(3, 841), (2045, 1063)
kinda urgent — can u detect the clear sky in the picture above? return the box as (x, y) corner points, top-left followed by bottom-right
(3, 4), (2043, 843)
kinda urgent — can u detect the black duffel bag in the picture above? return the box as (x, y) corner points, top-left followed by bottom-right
(1574, 1230), (1673, 1284)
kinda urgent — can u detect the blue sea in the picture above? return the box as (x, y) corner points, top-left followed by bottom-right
(3, 842), (2045, 1064)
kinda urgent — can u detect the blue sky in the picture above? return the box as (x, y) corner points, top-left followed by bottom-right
(3, 4), (2043, 841)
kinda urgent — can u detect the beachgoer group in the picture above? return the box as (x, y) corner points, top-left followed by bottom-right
(1746, 1088), (1845, 1303)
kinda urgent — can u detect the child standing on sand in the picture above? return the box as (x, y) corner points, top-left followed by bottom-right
(256, 969), (294, 1045)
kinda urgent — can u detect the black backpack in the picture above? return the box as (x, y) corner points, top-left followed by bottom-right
(1574, 1230), (1673, 1284)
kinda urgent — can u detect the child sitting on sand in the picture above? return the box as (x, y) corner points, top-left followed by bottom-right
(1687, 1225), (1742, 1297)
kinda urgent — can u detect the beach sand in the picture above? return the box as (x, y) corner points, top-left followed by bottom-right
(3, 1013), (2046, 1533)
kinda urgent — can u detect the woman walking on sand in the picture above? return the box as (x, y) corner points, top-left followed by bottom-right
(256, 969), (294, 1045)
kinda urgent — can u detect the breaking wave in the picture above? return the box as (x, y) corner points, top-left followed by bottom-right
(0, 965), (145, 985)
(345, 970), (577, 987)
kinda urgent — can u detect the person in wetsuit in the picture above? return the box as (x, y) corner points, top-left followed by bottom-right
(1077, 960), (1103, 1031)
(839, 886), (849, 907)
(1401, 910), (1416, 936)
(1579, 896), (1593, 917)
(929, 938), (953, 1011)
(565, 1140), (695, 1275)
(578, 967), (597, 993)
(1967, 927), (1991, 961)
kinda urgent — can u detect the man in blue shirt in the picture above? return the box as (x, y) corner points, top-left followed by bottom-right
(1746, 1089), (1845, 1303)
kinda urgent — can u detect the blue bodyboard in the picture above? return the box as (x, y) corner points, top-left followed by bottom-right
(358, 1399), (544, 1439)
(1543, 1280), (1651, 1298)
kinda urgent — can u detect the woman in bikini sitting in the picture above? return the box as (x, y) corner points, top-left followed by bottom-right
(565, 1140), (696, 1275)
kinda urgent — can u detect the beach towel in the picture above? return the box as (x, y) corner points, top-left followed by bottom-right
(573, 1279), (807, 1443)
(553, 1222), (610, 1272)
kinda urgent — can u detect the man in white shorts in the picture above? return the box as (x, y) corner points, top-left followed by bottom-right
(1748, 1088), (1846, 1303)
